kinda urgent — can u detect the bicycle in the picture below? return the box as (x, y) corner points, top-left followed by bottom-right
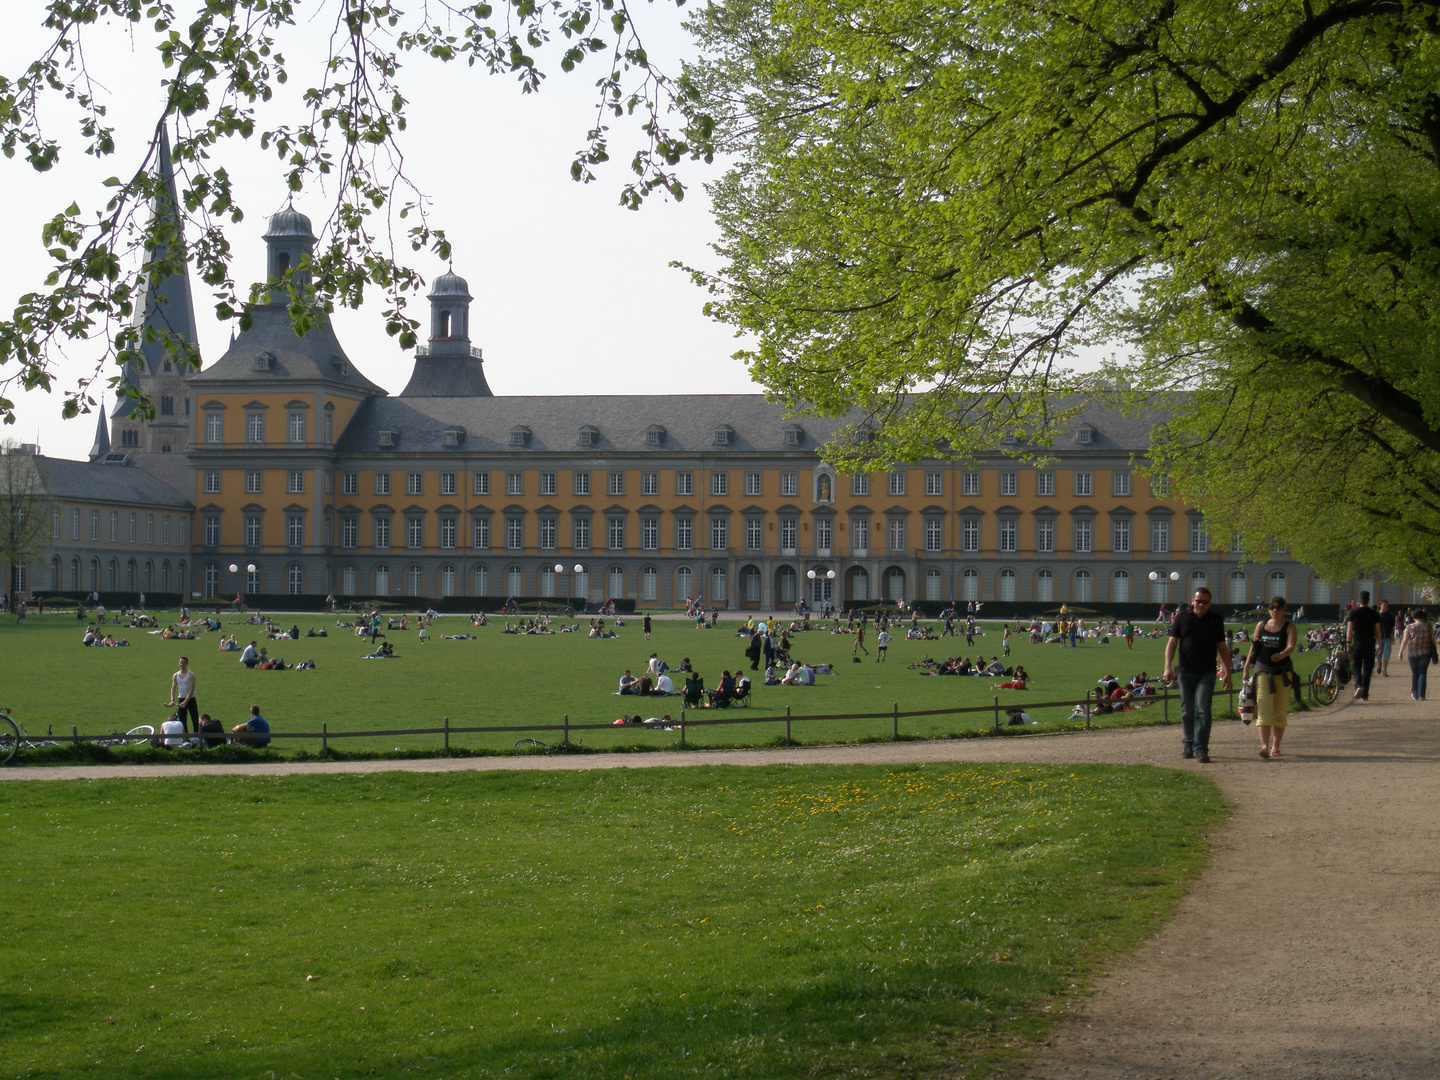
(1308, 644), (1351, 706)
(1, 709), (60, 765)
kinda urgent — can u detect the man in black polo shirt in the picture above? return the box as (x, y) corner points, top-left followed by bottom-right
(1163, 586), (1233, 763)
(1346, 591), (1382, 700)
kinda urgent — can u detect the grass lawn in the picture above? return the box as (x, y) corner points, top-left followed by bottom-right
(0, 763), (1228, 1079)
(0, 611), (1324, 758)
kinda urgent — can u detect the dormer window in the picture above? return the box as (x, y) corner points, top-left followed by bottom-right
(1002, 432), (1018, 445)
(378, 429), (397, 448)
(254, 351), (276, 372)
(1076, 425), (1095, 445)
(712, 424), (734, 447)
(331, 356), (348, 376)
(783, 423), (804, 446)
(578, 425), (599, 447)
(509, 426), (531, 447)
(443, 427), (465, 448)
(645, 425), (666, 447)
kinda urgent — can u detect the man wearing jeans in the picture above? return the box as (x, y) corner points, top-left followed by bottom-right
(1346, 592), (1382, 701)
(1163, 587), (1232, 763)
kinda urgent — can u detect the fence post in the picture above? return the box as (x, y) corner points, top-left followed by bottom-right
(72, 724), (79, 746)
(680, 712), (686, 747)
(443, 716), (450, 753)
(1164, 688), (1169, 725)
(892, 702), (899, 740)
(321, 721), (328, 754)
(563, 713), (569, 747)
(785, 705), (791, 745)
(1084, 701), (1091, 731)
(993, 696), (1000, 733)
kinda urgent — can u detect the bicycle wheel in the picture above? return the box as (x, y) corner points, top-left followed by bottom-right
(1310, 663), (1337, 706)
(1, 713), (19, 764)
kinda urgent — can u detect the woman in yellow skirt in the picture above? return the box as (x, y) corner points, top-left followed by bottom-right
(1242, 596), (1299, 758)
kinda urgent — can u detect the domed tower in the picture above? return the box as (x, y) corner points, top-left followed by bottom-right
(263, 201), (317, 297)
(399, 267), (493, 396)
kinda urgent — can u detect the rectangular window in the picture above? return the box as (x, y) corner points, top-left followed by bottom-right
(925, 518), (943, 552)
(608, 471), (625, 496)
(1189, 518), (1210, 553)
(91, 510), (100, 541)
(608, 517), (625, 550)
(440, 472), (456, 496)
(1000, 471), (1018, 496)
(675, 471), (693, 496)
(203, 516), (219, 547)
(407, 517), (423, 549)
(1036, 518), (1054, 553)
(128, 513), (137, 544)
(1151, 519), (1170, 553)
(407, 472), (423, 496)
(288, 412), (306, 443)
(1150, 475), (1171, 497)
(963, 519), (980, 552)
(472, 517), (490, 550)
(710, 517), (728, 550)
(246, 412), (265, 443)
(641, 471), (659, 496)
(287, 515), (304, 548)
(145, 514), (154, 545)
(1074, 519), (1093, 553)
(851, 517), (869, 553)
(507, 472), (523, 496)
(205, 412), (223, 443)
(573, 518), (591, 550)
(851, 474), (870, 496)
(506, 517), (524, 549)
(779, 518), (797, 551)
(288, 470), (305, 494)
(539, 518), (557, 550)
(675, 517), (693, 550)
(711, 471), (728, 496)
(540, 472), (557, 496)
(1074, 471), (1093, 496)
(440, 518), (457, 549)
(780, 472), (798, 497)
(71, 508), (80, 540)
(375, 517), (391, 549)
(341, 517), (358, 548)
(203, 471), (221, 493)
(573, 472), (591, 497)
(473, 472), (490, 496)
(744, 472), (762, 496)
(1113, 518), (1131, 553)
(1037, 471), (1055, 497)
(324, 411), (332, 443)
(342, 472), (358, 495)
(110, 511), (118, 543)
(246, 470), (262, 494)
(1112, 470), (1131, 496)
(960, 471), (978, 496)
(815, 518), (832, 552)
(999, 519), (1017, 552)
(745, 518), (763, 550)
(641, 516), (658, 551)
(888, 471), (906, 496)
(375, 472), (391, 496)
(163, 515), (171, 546)
(245, 516), (262, 548)
(888, 518), (906, 551)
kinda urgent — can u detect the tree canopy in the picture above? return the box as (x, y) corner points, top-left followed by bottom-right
(683, 0), (1440, 582)
(0, 0), (710, 426)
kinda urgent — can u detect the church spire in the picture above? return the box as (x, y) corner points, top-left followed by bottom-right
(88, 400), (111, 461)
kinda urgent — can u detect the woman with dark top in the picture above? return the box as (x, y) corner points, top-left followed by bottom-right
(1242, 596), (1299, 759)
(1397, 608), (1434, 702)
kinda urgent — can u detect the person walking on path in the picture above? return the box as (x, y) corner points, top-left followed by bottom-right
(1345, 591), (1382, 701)
(1397, 607), (1435, 702)
(642, 613), (652, 641)
(168, 656), (199, 734)
(1378, 599), (1396, 677)
(1241, 596), (1298, 759)
(1163, 586), (1232, 763)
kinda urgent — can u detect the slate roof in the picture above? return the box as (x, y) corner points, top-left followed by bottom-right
(33, 455), (192, 508)
(189, 303), (387, 395)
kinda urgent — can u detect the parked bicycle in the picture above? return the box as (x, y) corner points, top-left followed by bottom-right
(1308, 643), (1351, 706)
(0, 709), (59, 764)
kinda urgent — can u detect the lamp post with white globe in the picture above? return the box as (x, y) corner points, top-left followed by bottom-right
(573, 564), (585, 614)
(1149, 570), (1180, 614)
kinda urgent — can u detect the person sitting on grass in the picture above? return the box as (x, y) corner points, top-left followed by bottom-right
(764, 663), (781, 685)
(654, 672), (674, 695)
(1006, 707), (1037, 726)
(230, 704), (271, 747)
(196, 713), (225, 749)
(362, 641), (396, 659)
(618, 670), (639, 695)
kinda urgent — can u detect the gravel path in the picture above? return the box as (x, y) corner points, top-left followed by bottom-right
(6, 666), (1438, 1079)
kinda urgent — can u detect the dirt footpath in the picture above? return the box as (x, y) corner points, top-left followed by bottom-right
(6, 671), (1440, 1079)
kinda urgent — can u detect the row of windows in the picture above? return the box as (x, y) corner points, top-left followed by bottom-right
(48, 555), (186, 593)
(203, 408), (334, 445)
(56, 508), (183, 547)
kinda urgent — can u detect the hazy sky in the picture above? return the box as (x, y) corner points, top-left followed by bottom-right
(0, 2), (752, 461)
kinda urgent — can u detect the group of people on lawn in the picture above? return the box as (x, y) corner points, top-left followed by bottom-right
(160, 655), (272, 749)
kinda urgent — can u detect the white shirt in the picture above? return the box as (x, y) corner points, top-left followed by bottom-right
(656, 674), (674, 694)
(161, 719), (186, 747)
(173, 669), (196, 701)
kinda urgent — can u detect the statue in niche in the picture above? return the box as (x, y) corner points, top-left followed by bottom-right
(817, 474), (832, 503)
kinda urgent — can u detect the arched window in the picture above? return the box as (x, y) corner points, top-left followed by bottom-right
(246, 567), (261, 594)
(202, 563), (218, 599)
(677, 565), (694, 602)
(608, 566), (626, 599)
(998, 568), (1016, 602)
(1311, 578), (1331, 603)
(538, 565), (557, 597)
(1190, 569), (1208, 595)
(925, 567), (943, 601)
(710, 566), (728, 603)
(1073, 568), (1092, 602)
(438, 309), (451, 337)
(1112, 569), (1131, 602)
(742, 565), (762, 605)
(51, 556), (61, 591)
(1268, 570), (1287, 601)
(144, 560), (154, 591)
(885, 567), (906, 601)
(1036, 568), (1054, 602)
(774, 565), (794, 604)
(640, 566), (659, 602)
(89, 558), (99, 592)
(69, 557), (80, 591)
(848, 566), (869, 602)
(374, 564), (391, 596)
(1228, 569), (1247, 604)
(472, 565), (490, 596)
(574, 568), (590, 601)
(108, 559), (118, 591)
(505, 565), (524, 596)
(287, 564), (304, 595)
(126, 559), (137, 590)
(962, 568), (979, 601)
(340, 565), (357, 595)
(176, 561), (186, 596)
(405, 565), (424, 596)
